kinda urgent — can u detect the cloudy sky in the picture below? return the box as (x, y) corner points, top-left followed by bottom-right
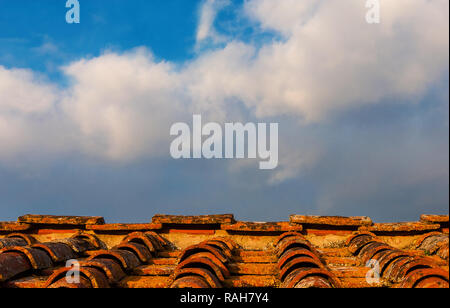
(0, 0), (448, 223)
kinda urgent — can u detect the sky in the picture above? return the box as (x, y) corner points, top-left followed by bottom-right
(0, 0), (448, 223)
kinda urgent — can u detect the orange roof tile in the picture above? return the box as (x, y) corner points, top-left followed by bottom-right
(0, 214), (448, 288)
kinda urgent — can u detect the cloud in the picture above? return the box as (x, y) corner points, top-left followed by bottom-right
(0, 0), (448, 187)
(244, 0), (319, 36)
(61, 48), (186, 161)
(0, 66), (64, 160)
(33, 42), (59, 55)
(314, 108), (450, 217)
(196, 0), (230, 45)
(0, 67), (57, 114)
(239, 0), (449, 121)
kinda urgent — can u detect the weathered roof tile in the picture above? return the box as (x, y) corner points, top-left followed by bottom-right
(290, 215), (372, 227)
(152, 214), (235, 225)
(0, 222), (31, 232)
(0, 213), (448, 288)
(359, 222), (441, 232)
(222, 221), (302, 232)
(18, 214), (105, 226)
(420, 214), (449, 224)
(87, 223), (163, 231)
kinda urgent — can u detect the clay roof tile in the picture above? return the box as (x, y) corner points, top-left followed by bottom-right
(0, 213), (448, 288)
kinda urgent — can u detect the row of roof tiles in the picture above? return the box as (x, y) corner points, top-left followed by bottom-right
(1, 214), (448, 234)
(1, 229), (448, 288)
(0, 214), (448, 288)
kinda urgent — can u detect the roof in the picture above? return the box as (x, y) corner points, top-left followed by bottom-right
(0, 213), (448, 288)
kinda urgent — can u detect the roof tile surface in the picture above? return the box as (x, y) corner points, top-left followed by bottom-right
(0, 213), (448, 288)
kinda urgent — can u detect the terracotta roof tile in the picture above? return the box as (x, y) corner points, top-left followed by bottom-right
(18, 214), (105, 225)
(346, 232), (449, 288)
(86, 223), (163, 231)
(359, 222), (441, 232)
(152, 214), (235, 225)
(290, 215), (372, 227)
(420, 214), (449, 224)
(222, 221), (302, 232)
(0, 213), (448, 288)
(0, 222), (31, 232)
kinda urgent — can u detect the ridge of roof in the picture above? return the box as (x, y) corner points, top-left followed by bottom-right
(1, 214), (448, 288)
(17, 215), (105, 226)
(2, 214), (448, 234)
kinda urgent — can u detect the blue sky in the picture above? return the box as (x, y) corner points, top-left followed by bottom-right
(0, 0), (448, 223)
(0, 0), (201, 77)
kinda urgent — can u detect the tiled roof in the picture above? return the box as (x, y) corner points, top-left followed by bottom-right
(0, 214), (448, 288)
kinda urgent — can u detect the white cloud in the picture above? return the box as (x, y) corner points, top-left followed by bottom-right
(0, 0), (448, 184)
(61, 48), (187, 161)
(0, 66), (57, 114)
(244, 0), (318, 36)
(268, 142), (320, 185)
(0, 66), (64, 160)
(33, 42), (59, 55)
(196, 0), (230, 45)
(238, 0), (449, 121)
